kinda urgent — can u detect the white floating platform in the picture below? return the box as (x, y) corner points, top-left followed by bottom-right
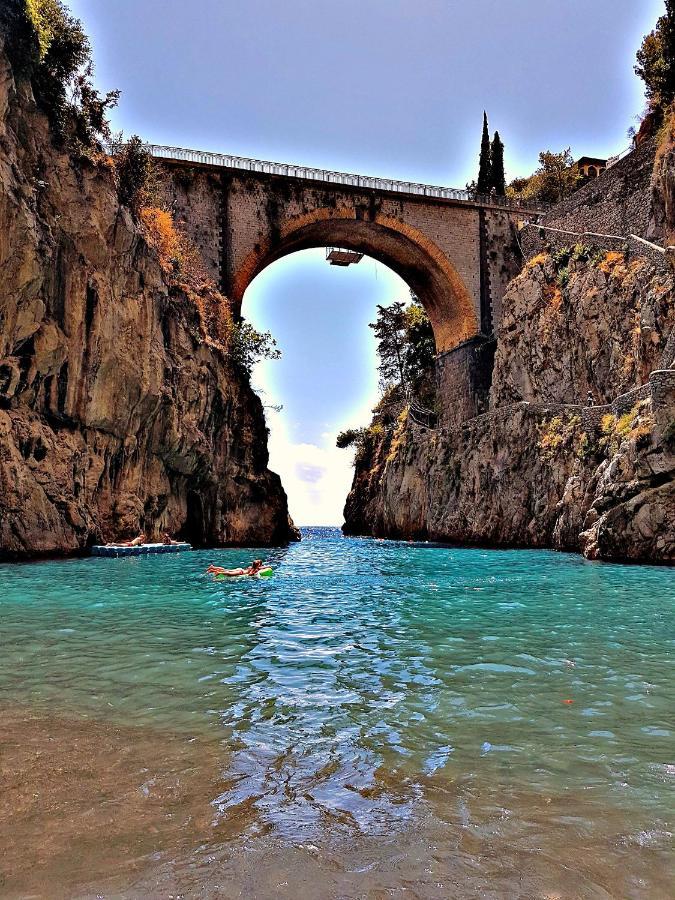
(91, 542), (192, 558)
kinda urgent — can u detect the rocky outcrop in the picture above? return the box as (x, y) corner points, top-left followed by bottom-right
(344, 378), (675, 562)
(491, 251), (674, 407)
(344, 228), (674, 562)
(0, 29), (296, 558)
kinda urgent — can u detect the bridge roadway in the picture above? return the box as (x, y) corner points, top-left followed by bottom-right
(144, 143), (547, 215)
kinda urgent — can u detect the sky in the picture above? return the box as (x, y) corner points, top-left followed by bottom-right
(66, 0), (661, 524)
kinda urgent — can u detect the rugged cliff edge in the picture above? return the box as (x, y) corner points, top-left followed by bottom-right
(0, 26), (296, 558)
(344, 166), (675, 563)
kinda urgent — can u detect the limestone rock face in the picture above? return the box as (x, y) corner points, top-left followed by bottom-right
(343, 392), (674, 563)
(491, 253), (673, 408)
(343, 406), (580, 547)
(0, 34), (296, 558)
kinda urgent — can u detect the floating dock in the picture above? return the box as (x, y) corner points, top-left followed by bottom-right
(91, 542), (192, 558)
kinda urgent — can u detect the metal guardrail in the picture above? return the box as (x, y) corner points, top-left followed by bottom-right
(606, 146), (633, 169)
(408, 397), (437, 429)
(521, 221), (668, 255)
(143, 143), (549, 212)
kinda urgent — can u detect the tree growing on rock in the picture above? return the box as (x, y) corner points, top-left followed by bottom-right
(114, 136), (157, 214)
(21, 0), (119, 147)
(369, 297), (435, 394)
(635, 0), (675, 110)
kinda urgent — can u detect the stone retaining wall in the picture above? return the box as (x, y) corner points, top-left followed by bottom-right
(519, 136), (667, 268)
(536, 137), (656, 239)
(435, 336), (496, 425)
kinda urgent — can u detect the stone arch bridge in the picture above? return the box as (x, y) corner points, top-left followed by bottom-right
(151, 145), (545, 422)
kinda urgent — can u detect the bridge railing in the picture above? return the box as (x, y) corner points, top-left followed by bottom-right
(141, 143), (549, 212)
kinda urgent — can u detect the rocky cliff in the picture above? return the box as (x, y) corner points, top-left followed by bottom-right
(0, 24), (296, 558)
(344, 182), (675, 563)
(491, 250), (673, 407)
(344, 367), (674, 562)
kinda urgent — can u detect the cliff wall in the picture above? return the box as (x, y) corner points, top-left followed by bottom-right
(344, 145), (675, 563)
(0, 28), (296, 558)
(345, 366), (674, 562)
(491, 251), (673, 406)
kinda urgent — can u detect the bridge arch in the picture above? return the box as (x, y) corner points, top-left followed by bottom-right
(234, 209), (479, 353)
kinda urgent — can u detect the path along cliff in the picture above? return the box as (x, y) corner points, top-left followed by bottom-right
(0, 11), (297, 558)
(344, 135), (675, 563)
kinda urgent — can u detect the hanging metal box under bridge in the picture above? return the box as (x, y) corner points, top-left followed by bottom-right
(326, 247), (364, 266)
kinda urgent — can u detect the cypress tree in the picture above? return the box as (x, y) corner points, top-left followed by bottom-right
(490, 130), (506, 195)
(476, 111), (492, 195)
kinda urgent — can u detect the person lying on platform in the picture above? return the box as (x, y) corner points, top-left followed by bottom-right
(206, 559), (265, 577)
(107, 532), (146, 548)
(162, 532), (180, 545)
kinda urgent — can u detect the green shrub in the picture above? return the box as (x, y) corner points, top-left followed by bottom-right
(20, 0), (119, 146)
(113, 136), (156, 213)
(556, 266), (570, 289)
(228, 321), (281, 376)
(336, 428), (366, 449)
(636, 1), (675, 110)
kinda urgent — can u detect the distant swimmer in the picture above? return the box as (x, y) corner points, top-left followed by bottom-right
(207, 559), (266, 577)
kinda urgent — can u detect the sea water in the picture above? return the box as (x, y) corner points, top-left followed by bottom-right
(0, 528), (673, 897)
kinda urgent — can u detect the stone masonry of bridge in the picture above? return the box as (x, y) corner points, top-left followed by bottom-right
(154, 151), (539, 422)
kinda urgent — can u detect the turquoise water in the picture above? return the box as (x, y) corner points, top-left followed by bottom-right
(0, 527), (673, 897)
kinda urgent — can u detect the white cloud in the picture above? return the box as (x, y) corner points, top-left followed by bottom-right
(251, 342), (379, 526)
(265, 412), (357, 526)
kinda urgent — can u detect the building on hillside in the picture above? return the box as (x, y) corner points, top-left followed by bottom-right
(576, 156), (607, 179)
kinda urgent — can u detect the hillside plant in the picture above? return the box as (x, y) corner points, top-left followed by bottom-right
(337, 297), (436, 452)
(336, 428), (367, 449)
(635, 1), (675, 110)
(114, 136), (159, 214)
(369, 296), (435, 394)
(138, 202), (279, 370)
(19, 0), (119, 147)
(469, 113), (507, 197)
(507, 149), (581, 204)
(490, 131), (506, 196)
(228, 321), (281, 376)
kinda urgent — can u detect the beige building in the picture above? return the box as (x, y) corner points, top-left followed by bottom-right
(576, 156), (607, 178)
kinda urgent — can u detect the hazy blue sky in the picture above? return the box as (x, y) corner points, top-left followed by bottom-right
(67, 0), (661, 523)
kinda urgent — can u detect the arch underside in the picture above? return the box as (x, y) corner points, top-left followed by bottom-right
(238, 216), (479, 353)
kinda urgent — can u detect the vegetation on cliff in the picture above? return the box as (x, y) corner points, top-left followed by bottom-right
(111, 137), (281, 375)
(2, 3), (280, 379)
(508, 149), (581, 204)
(635, 0), (675, 113)
(336, 297), (435, 455)
(369, 298), (435, 395)
(1, 0), (119, 148)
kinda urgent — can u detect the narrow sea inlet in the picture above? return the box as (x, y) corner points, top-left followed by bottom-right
(0, 529), (673, 898)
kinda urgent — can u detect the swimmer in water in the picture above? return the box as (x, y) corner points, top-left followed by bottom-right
(206, 559), (265, 577)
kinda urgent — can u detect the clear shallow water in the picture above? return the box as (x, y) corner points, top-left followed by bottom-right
(0, 528), (673, 897)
